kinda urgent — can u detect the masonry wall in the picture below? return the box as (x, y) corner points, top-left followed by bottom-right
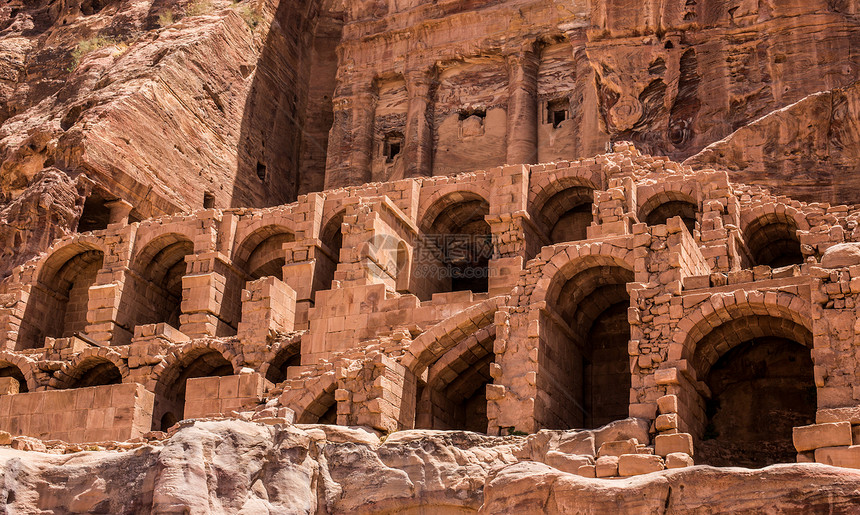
(1, 145), (860, 467)
(184, 373), (265, 420)
(0, 383), (154, 443)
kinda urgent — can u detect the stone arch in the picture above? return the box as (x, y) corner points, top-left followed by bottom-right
(233, 223), (296, 280)
(528, 167), (604, 211)
(519, 245), (636, 430)
(541, 251), (634, 429)
(129, 233), (195, 329)
(638, 187), (699, 235)
(673, 290), (813, 367)
(260, 335), (302, 385)
(294, 372), (338, 424)
(530, 176), (599, 245)
(418, 189), (490, 233)
(52, 350), (127, 389)
(395, 239), (411, 292)
(402, 296), (506, 377)
(19, 240), (106, 349)
(0, 351), (39, 392)
(740, 205), (808, 267)
(416, 323), (496, 432)
(418, 190), (492, 293)
(675, 290), (815, 467)
(148, 342), (240, 431)
(531, 243), (636, 308)
(316, 208), (346, 293)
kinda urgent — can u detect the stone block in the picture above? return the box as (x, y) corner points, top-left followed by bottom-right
(556, 432), (596, 457)
(657, 395), (678, 415)
(598, 439), (638, 457)
(618, 454), (664, 476)
(815, 445), (860, 469)
(238, 373), (264, 398)
(655, 414), (678, 432)
(0, 377), (20, 395)
(817, 407), (860, 425)
(220, 375), (240, 399)
(654, 368), (680, 386)
(577, 464), (596, 478)
(665, 452), (694, 469)
(595, 456), (619, 478)
(793, 422), (852, 452)
(796, 451), (815, 463)
(654, 433), (694, 457)
(544, 451), (592, 475)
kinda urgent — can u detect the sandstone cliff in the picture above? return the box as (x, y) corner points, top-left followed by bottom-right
(685, 80), (860, 205)
(1, 419), (858, 513)
(0, 0), (315, 277)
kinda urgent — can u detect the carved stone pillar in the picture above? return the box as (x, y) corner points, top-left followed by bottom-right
(105, 199), (134, 226)
(505, 50), (540, 166)
(324, 79), (376, 189)
(404, 69), (435, 178)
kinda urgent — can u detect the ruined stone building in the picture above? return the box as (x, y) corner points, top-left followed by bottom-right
(2, 0), (860, 511)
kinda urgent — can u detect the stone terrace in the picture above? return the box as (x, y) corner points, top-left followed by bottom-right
(2, 144), (860, 470)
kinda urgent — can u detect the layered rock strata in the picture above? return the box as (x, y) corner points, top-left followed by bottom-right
(1, 419), (860, 514)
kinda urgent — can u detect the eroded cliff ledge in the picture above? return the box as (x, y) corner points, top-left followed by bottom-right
(1, 419), (859, 514)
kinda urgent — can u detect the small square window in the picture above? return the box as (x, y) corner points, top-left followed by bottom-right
(547, 98), (570, 129)
(383, 133), (403, 163)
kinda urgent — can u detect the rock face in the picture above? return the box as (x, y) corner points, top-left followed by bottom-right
(1, 420), (859, 514)
(685, 80), (860, 205)
(5, 0), (860, 271)
(0, 0), (334, 272)
(0, 168), (82, 278)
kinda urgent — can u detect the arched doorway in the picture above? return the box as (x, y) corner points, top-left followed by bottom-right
(65, 357), (123, 388)
(691, 315), (815, 467)
(265, 340), (301, 385)
(743, 214), (803, 267)
(421, 192), (491, 294)
(152, 349), (234, 431)
(639, 192), (698, 235)
(415, 326), (495, 433)
(131, 234), (194, 329)
(20, 245), (104, 349)
(545, 256), (633, 429)
(536, 185), (594, 244)
(0, 362), (28, 393)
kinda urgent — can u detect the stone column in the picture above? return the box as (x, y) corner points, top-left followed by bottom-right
(505, 50), (539, 166)
(105, 199), (133, 226)
(180, 252), (236, 338)
(324, 79), (376, 189)
(404, 69), (435, 178)
(236, 277), (297, 345)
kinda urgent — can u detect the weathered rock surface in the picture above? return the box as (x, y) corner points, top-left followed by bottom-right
(482, 461), (860, 514)
(686, 80), (860, 205)
(1, 419), (859, 513)
(0, 168), (82, 278)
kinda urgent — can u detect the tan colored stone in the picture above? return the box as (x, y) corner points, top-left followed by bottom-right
(577, 464), (596, 478)
(793, 422), (853, 452)
(618, 454), (664, 477)
(544, 451), (593, 475)
(595, 456), (619, 478)
(654, 433), (694, 457)
(665, 452), (694, 469)
(815, 446), (860, 469)
(0, 377), (20, 395)
(598, 439), (638, 457)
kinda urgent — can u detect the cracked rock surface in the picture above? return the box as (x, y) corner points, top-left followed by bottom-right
(1, 419), (859, 514)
